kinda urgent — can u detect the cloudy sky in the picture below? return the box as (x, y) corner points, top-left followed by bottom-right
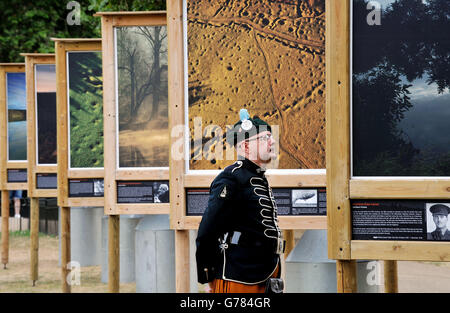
(7, 72), (26, 110)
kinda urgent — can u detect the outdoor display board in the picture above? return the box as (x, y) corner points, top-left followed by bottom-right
(169, 0), (327, 231)
(21, 54), (57, 198)
(95, 11), (169, 215)
(167, 0), (327, 292)
(327, 0), (450, 279)
(54, 38), (104, 207)
(0, 63), (28, 191)
(186, 187), (327, 216)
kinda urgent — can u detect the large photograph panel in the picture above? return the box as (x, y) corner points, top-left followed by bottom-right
(6, 72), (27, 161)
(352, 0), (450, 176)
(35, 64), (57, 165)
(116, 26), (169, 168)
(187, 0), (326, 170)
(68, 51), (103, 168)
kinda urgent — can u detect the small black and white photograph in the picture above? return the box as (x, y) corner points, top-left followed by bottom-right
(426, 203), (450, 241)
(153, 181), (169, 203)
(93, 179), (104, 197)
(291, 189), (318, 208)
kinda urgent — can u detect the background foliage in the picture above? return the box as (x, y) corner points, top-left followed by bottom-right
(0, 0), (166, 62)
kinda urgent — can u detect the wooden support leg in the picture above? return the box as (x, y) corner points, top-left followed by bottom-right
(336, 260), (357, 293)
(108, 215), (120, 293)
(61, 206), (71, 293)
(283, 230), (295, 257)
(384, 260), (398, 293)
(175, 230), (190, 293)
(30, 197), (39, 286)
(1, 190), (10, 269)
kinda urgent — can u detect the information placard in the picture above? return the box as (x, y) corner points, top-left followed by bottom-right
(69, 178), (104, 198)
(36, 173), (57, 189)
(352, 200), (450, 241)
(186, 188), (327, 216)
(7, 169), (27, 183)
(117, 180), (169, 204)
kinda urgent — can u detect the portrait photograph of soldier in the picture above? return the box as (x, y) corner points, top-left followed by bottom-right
(426, 203), (450, 241)
(153, 182), (169, 203)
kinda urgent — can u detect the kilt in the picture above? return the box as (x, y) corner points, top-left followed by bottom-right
(211, 265), (280, 293)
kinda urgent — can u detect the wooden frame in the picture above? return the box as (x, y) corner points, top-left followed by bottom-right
(0, 63), (28, 191)
(53, 38), (104, 208)
(94, 11), (169, 216)
(21, 53), (57, 198)
(0, 63), (27, 269)
(326, 0), (450, 264)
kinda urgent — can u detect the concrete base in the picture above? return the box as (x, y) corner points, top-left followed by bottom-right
(135, 215), (175, 293)
(101, 215), (141, 283)
(285, 230), (380, 293)
(189, 230), (198, 293)
(58, 207), (104, 267)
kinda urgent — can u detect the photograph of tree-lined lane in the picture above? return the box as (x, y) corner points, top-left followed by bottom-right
(68, 51), (103, 168)
(352, 0), (450, 176)
(35, 64), (57, 165)
(7, 72), (27, 161)
(116, 26), (169, 168)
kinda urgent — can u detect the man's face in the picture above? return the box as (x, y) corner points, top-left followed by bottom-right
(433, 213), (448, 230)
(244, 131), (277, 164)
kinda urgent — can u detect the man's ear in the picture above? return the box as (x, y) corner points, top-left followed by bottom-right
(243, 140), (250, 155)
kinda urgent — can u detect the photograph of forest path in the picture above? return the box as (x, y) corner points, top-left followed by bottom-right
(116, 26), (169, 168)
(187, 0), (325, 170)
(7, 72), (27, 161)
(68, 51), (103, 168)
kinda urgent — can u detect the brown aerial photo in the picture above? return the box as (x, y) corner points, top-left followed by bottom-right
(187, 0), (325, 170)
(117, 26), (169, 168)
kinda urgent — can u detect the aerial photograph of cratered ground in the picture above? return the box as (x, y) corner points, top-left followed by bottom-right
(187, 0), (325, 170)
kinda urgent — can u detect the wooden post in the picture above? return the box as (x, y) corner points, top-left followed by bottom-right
(61, 206), (71, 293)
(108, 215), (120, 293)
(283, 230), (295, 257)
(175, 230), (190, 292)
(1, 190), (9, 269)
(30, 197), (39, 285)
(336, 260), (357, 293)
(384, 260), (398, 293)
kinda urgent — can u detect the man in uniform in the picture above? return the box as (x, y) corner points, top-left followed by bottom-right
(196, 109), (284, 293)
(427, 204), (450, 240)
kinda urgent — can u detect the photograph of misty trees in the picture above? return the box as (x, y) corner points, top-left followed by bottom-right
(352, 0), (449, 176)
(116, 26), (169, 168)
(68, 51), (103, 168)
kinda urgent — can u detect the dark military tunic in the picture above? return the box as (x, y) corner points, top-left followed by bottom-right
(427, 229), (450, 240)
(196, 158), (282, 285)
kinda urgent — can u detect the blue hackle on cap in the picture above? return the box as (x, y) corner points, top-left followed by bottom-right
(239, 109), (250, 121)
